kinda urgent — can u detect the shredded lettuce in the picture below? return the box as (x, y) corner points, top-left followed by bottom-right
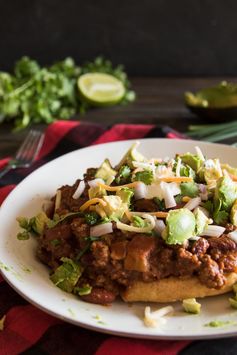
(180, 181), (199, 198)
(135, 170), (153, 185)
(50, 257), (82, 293)
(181, 153), (204, 172)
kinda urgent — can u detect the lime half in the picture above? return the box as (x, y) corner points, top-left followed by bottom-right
(78, 73), (125, 106)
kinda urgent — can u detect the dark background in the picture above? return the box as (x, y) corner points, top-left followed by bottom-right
(0, 0), (237, 76)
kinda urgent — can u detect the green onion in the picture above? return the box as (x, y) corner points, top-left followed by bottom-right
(187, 120), (237, 142)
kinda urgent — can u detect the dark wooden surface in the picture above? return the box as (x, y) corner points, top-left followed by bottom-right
(0, 77), (233, 159)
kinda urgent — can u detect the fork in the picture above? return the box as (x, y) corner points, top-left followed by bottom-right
(0, 130), (45, 179)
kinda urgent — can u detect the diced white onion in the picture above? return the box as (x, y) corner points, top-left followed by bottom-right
(184, 197), (201, 211)
(54, 189), (61, 211)
(195, 146), (205, 161)
(117, 213), (155, 233)
(160, 182), (176, 209)
(200, 225), (225, 238)
(88, 178), (104, 188)
(175, 157), (181, 177)
(155, 165), (173, 178)
(189, 236), (200, 241)
(144, 306), (174, 328)
(228, 230), (237, 243)
(72, 180), (86, 199)
(134, 181), (180, 202)
(132, 161), (155, 172)
(168, 182), (181, 196)
(134, 182), (147, 200)
(90, 222), (113, 237)
(154, 219), (166, 236)
(198, 184), (207, 194)
(200, 192), (208, 201)
(198, 184), (208, 201)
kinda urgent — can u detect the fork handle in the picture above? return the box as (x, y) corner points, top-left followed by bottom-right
(0, 164), (13, 179)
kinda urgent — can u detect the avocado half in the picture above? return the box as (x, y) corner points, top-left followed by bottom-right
(185, 81), (237, 121)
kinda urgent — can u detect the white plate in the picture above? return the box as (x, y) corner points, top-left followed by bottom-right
(1, 138), (237, 340)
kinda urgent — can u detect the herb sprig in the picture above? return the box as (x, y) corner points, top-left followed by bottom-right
(0, 56), (135, 130)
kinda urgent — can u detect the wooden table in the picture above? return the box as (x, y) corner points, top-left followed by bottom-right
(0, 77), (231, 158)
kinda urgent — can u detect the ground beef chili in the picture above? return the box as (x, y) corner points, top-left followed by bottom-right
(36, 168), (237, 304)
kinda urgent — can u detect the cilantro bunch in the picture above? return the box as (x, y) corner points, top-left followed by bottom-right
(0, 56), (135, 130)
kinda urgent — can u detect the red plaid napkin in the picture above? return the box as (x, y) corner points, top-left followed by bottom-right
(0, 121), (192, 355)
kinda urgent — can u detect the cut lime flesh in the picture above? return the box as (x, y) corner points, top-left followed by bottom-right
(78, 73), (125, 106)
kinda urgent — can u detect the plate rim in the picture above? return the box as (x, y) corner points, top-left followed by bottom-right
(1, 137), (237, 340)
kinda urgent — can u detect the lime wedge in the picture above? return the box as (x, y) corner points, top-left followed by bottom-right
(78, 73), (125, 106)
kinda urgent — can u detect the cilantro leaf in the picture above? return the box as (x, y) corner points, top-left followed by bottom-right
(115, 165), (131, 184)
(17, 231), (30, 240)
(153, 197), (166, 210)
(213, 210), (229, 225)
(135, 170), (153, 185)
(202, 200), (213, 214)
(84, 211), (100, 226)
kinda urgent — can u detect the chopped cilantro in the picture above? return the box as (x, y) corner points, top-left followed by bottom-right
(175, 195), (183, 204)
(202, 200), (213, 214)
(17, 216), (37, 235)
(115, 165), (131, 184)
(213, 210), (229, 225)
(17, 231), (30, 240)
(153, 198), (166, 210)
(205, 320), (237, 328)
(135, 170), (153, 185)
(84, 211), (100, 226)
(84, 236), (101, 242)
(47, 212), (83, 228)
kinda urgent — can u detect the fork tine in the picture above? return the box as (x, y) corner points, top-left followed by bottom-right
(15, 130), (35, 160)
(15, 130), (44, 162)
(20, 130), (39, 162)
(30, 131), (45, 161)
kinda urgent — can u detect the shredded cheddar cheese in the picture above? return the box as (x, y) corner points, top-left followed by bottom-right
(182, 196), (191, 202)
(79, 198), (107, 212)
(97, 181), (140, 191)
(149, 211), (168, 218)
(229, 173), (237, 182)
(159, 177), (193, 183)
